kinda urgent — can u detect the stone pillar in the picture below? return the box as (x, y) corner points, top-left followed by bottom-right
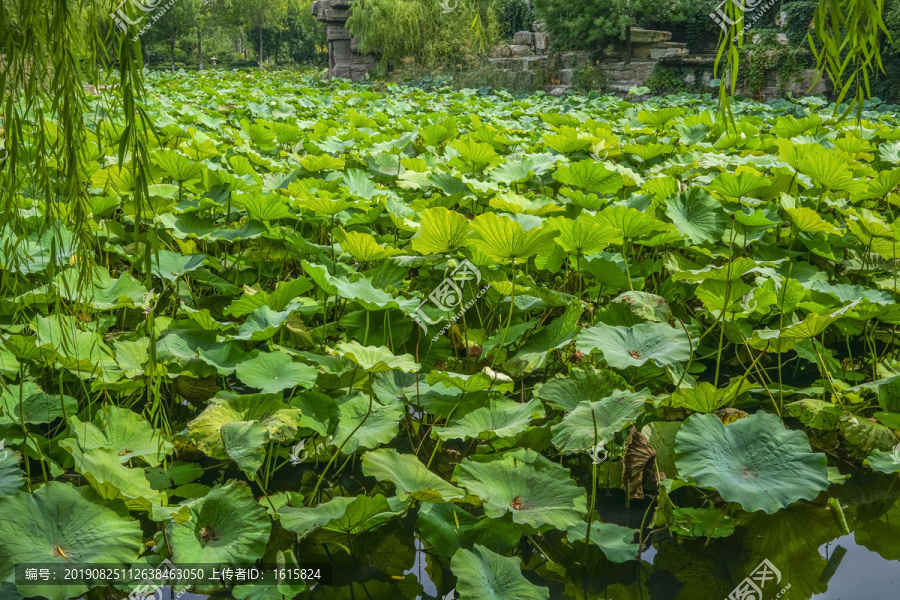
(312, 0), (376, 80)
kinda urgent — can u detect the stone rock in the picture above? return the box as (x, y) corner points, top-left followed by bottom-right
(508, 44), (532, 57)
(313, 0), (374, 81)
(559, 69), (574, 86)
(547, 85), (572, 96)
(513, 31), (534, 45)
(534, 33), (549, 53)
(629, 28), (672, 44)
(533, 20), (546, 33)
(650, 42), (688, 60)
(494, 45), (513, 58)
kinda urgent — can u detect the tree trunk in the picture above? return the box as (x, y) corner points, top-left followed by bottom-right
(625, 26), (632, 65)
(198, 29), (204, 70)
(259, 27), (264, 69)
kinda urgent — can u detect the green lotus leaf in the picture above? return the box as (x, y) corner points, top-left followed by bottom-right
(553, 160), (623, 194)
(449, 137), (502, 171)
(667, 378), (757, 414)
(451, 544), (549, 600)
(296, 193), (353, 215)
(839, 411), (899, 458)
(226, 278), (313, 318)
(578, 321), (691, 369)
(235, 351), (318, 393)
(153, 149), (204, 183)
(221, 421), (269, 478)
(421, 122), (458, 147)
(361, 448), (465, 502)
(489, 157), (535, 185)
(0, 440), (24, 498)
(706, 172), (770, 198)
(236, 191), (293, 221)
(786, 207), (838, 233)
(637, 107), (684, 128)
(454, 449), (587, 531)
(0, 382), (78, 425)
(595, 205), (670, 240)
(33, 314), (117, 375)
(611, 291), (672, 323)
(300, 153), (344, 173)
(535, 368), (630, 411)
(747, 311), (843, 353)
(343, 168), (380, 199)
(669, 506), (736, 539)
(411, 207), (472, 255)
(319, 494), (405, 537)
(786, 398), (843, 430)
(67, 405), (172, 466)
(437, 397), (544, 442)
(565, 521), (639, 563)
(425, 368), (514, 395)
(279, 495), (356, 538)
(150, 250), (207, 282)
(624, 142), (673, 161)
(231, 305), (295, 342)
(468, 213), (558, 263)
(417, 503), (522, 558)
(865, 447), (900, 473)
(798, 145), (856, 191)
(335, 341), (420, 374)
(549, 215), (622, 256)
(665, 187), (726, 244)
(331, 392), (405, 453)
(303, 263), (421, 313)
(188, 392), (303, 460)
(334, 229), (400, 262)
(55, 268), (146, 310)
(550, 390), (650, 453)
(544, 127), (592, 154)
(167, 481), (271, 566)
(0, 482), (142, 600)
(675, 411), (829, 514)
(59, 440), (166, 512)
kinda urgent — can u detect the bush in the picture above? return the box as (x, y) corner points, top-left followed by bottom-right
(392, 57), (554, 95)
(645, 64), (691, 95)
(782, 1), (817, 46)
(346, 0), (497, 67)
(496, 0), (534, 39)
(532, 0), (694, 51)
(570, 65), (607, 93)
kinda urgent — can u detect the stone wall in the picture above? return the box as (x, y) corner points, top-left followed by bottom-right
(311, 0), (375, 80)
(493, 26), (832, 100)
(311, 9), (833, 101)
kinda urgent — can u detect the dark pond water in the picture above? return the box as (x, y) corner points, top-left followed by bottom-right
(97, 469), (900, 600)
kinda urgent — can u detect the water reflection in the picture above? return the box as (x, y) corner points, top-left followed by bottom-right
(50, 472), (900, 600)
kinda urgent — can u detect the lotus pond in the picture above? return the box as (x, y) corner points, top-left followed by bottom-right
(3, 70), (900, 599)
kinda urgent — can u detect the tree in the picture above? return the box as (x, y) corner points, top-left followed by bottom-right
(533, 0), (695, 62)
(143, 0), (200, 72)
(240, 0), (289, 69)
(196, 0), (231, 69)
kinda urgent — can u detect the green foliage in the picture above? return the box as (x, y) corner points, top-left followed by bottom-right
(347, 0), (498, 67)
(532, 0), (693, 50)
(783, 0), (819, 46)
(495, 0), (535, 39)
(570, 64), (608, 93)
(737, 30), (804, 99)
(5, 51), (900, 597)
